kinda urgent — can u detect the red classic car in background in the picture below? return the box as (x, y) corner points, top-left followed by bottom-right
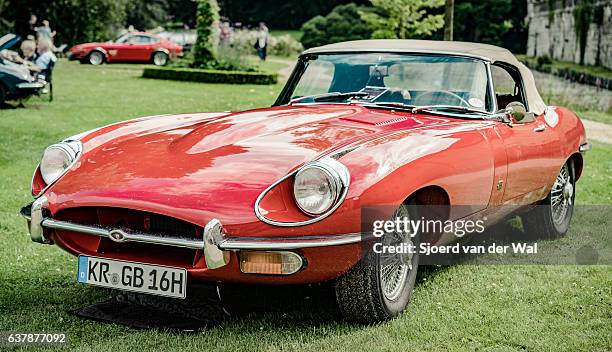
(22, 40), (590, 323)
(67, 32), (182, 66)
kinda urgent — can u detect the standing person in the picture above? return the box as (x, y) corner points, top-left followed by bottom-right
(255, 22), (268, 61)
(219, 22), (232, 46)
(35, 20), (56, 43)
(27, 14), (38, 40)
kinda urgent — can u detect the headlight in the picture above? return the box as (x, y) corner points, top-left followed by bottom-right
(39, 141), (81, 185)
(293, 159), (349, 216)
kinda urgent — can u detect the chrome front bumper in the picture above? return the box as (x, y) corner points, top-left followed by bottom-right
(20, 198), (361, 267)
(579, 142), (592, 154)
(16, 82), (45, 89)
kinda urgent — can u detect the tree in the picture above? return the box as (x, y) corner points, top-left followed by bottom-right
(300, 4), (373, 49)
(125, 0), (169, 31)
(44, 0), (127, 45)
(453, 0), (516, 49)
(0, 0), (13, 34)
(218, 0), (369, 30)
(360, 0), (445, 39)
(444, 0), (454, 40)
(192, 0), (220, 67)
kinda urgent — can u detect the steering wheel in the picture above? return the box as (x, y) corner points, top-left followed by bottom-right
(413, 90), (470, 107)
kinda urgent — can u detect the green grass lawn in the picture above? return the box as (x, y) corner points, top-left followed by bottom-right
(0, 61), (610, 351)
(517, 54), (612, 81)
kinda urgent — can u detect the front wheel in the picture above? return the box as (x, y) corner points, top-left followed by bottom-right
(152, 52), (169, 66)
(335, 203), (419, 323)
(88, 51), (105, 65)
(521, 160), (575, 238)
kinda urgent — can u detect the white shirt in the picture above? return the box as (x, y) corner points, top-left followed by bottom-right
(34, 50), (57, 70)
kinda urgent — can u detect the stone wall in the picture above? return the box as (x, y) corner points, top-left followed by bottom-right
(526, 0), (612, 69)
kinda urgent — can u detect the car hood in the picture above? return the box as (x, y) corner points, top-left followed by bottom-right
(48, 105), (444, 227)
(70, 42), (111, 50)
(0, 60), (31, 80)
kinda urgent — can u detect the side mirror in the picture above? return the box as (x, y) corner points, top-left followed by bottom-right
(505, 101), (527, 122)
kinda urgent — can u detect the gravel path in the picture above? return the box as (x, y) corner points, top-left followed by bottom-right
(582, 119), (612, 144)
(267, 57), (295, 80)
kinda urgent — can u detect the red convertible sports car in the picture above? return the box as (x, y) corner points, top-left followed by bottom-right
(67, 32), (182, 66)
(22, 40), (589, 323)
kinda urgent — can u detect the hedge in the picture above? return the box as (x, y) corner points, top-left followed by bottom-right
(518, 55), (612, 91)
(142, 67), (278, 85)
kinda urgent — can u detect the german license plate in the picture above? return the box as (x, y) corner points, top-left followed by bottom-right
(77, 256), (186, 299)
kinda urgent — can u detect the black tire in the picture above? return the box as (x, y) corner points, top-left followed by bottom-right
(335, 202), (419, 323)
(88, 51), (105, 65)
(0, 83), (6, 105)
(521, 159), (575, 238)
(152, 51), (169, 66)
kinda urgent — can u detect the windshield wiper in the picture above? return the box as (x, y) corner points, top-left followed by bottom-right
(290, 91), (369, 104)
(411, 105), (489, 115)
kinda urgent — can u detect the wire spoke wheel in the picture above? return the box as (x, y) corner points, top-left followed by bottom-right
(379, 207), (415, 301)
(551, 164), (573, 226)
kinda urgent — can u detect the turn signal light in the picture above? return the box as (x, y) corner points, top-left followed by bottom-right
(239, 251), (303, 275)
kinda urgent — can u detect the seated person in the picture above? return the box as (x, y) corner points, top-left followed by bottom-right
(25, 38), (56, 74)
(20, 40), (37, 62)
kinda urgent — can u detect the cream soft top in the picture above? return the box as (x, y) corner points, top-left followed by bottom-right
(303, 39), (547, 114)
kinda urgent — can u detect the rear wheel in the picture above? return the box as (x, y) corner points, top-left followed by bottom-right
(335, 203), (419, 323)
(521, 160), (575, 238)
(152, 51), (169, 66)
(88, 51), (104, 65)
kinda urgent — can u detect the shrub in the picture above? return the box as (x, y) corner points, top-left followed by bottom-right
(142, 67), (278, 85)
(536, 55), (553, 68)
(229, 29), (303, 57)
(300, 3), (372, 49)
(193, 0), (220, 67)
(214, 46), (256, 71)
(269, 34), (304, 56)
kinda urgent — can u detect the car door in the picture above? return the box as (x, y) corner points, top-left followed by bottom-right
(118, 35), (154, 62)
(491, 63), (558, 204)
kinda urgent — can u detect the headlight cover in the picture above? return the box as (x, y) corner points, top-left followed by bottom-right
(293, 159), (349, 216)
(39, 141), (82, 185)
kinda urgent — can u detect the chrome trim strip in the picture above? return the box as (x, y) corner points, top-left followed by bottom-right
(41, 218), (206, 250)
(27, 214), (361, 250)
(301, 49), (492, 62)
(219, 233), (362, 250)
(254, 157), (350, 227)
(579, 142), (592, 153)
(17, 82), (45, 89)
(486, 61), (498, 113)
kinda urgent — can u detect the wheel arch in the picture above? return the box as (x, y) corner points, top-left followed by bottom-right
(150, 48), (170, 61)
(404, 185), (450, 206)
(89, 48), (108, 62)
(568, 152), (584, 181)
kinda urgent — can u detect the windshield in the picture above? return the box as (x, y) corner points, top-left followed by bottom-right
(115, 34), (130, 43)
(283, 53), (492, 111)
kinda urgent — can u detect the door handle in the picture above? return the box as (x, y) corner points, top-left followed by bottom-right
(533, 124), (546, 132)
